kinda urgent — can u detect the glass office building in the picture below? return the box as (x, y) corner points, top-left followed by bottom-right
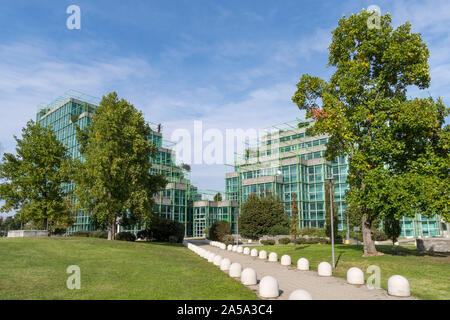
(225, 119), (442, 237)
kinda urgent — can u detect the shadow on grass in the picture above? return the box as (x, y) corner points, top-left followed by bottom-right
(335, 243), (450, 259)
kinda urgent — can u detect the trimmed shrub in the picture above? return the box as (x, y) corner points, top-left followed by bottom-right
(141, 218), (185, 243)
(222, 234), (236, 245)
(168, 235), (178, 243)
(298, 228), (327, 238)
(372, 230), (388, 241)
(278, 237), (291, 245)
(208, 220), (231, 242)
(268, 224), (290, 236)
(260, 239), (275, 245)
(115, 232), (136, 242)
(89, 230), (108, 239)
(71, 230), (90, 237)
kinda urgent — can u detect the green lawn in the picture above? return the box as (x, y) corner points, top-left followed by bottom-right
(256, 243), (450, 300)
(0, 237), (257, 300)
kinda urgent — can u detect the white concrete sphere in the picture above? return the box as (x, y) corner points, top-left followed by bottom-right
(347, 267), (365, 285)
(232, 245), (238, 252)
(388, 275), (410, 297)
(221, 243), (227, 250)
(213, 255), (223, 266)
(237, 246), (244, 253)
(229, 263), (242, 278)
(227, 244), (233, 251)
(220, 258), (231, 271)
(268, 252), (278, 262)
(259, 276), (279, 298)
(318, 262), (332, 276)
(250, 248), (258, 257)
(258, 250), (267, 259)
(280, 255), (291, 266)
(240, 268), (257, 285)
(297, 258), (309, 270)
(207, 253), (215, 263)
(243, 247), (250, 255)
(288, 289), (312, 300)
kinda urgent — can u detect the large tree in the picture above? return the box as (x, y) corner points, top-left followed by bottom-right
(239, 193), (289, 239)
(0, 121), (73, 232)
(73, 92), (167, 240)
(292, 10), (449, 256)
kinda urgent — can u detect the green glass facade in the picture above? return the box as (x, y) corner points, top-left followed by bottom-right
(225, 120), (442, 238)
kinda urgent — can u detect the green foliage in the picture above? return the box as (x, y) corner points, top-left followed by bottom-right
(267, 224), (289, 236)
(71, 230), (90, 237)
(298, 228), (327, 238)
(295, 237), (331, 245)
(213, 192), (223, 202)
(221, 234), (236, 245)
(239, 194), (289, 239)
(208, 220), (231, 241)
(0, 121), (74, 232)
(72, 92), (167, 239)
(383, 215), (401, 245)
(89, 230), (108, 239)
(260, 239), (275, 245)
(278, 237), (291, 245)
(115, 232), (136, 242)
(139, 217), (185, 243)
(292, 10), (449, 255)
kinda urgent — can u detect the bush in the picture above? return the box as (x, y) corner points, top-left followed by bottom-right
(222, 234), (236, 245)
(115, 232), (136, 242)
(372, 230), (388, 241)
(71, 230), (90, 237)
(267, 224), (290, 236)
(295, 237), (330, 244)
(89, 230), (108, 239)
(140, 218), (185, 243)
(208, 220), (231, 242)
(115, 232), (136, 241)
(260, 239), (275, 245)
(278, 237), (291, 245)
(298, 228), (327, 238)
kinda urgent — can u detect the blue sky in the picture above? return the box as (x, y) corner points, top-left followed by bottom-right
(0, 0), (449, 198)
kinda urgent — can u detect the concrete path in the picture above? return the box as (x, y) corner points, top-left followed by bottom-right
(189, 240), (416, 300)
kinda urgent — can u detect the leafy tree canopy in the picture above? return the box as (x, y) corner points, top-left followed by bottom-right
(72, 92), (167, 239)
(292, 10), (449, 255)
(0, 121), (73, 232)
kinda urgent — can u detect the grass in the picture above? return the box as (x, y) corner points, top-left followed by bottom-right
(0, 237), (257, 300)
(255, 243), (450, 300)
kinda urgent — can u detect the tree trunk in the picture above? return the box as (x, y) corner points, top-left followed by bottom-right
(361, 214), (380, 256)
(108, 219), (116, 240)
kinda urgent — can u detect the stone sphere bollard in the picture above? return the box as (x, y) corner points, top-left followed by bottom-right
(213, 255), (223, 266)
(241, 268), (257, 285)
(250, 248), (258, 257)
(237, 246), (244, 253)
(220, 258), (231, 271)
(258, 250), (267, 259)
(232, 245), (238, 252)
(318, 262), (332, 276)
(207, 253), (215, 263)
(280, 255), (291, 266)
(297, 258), (309, 270)
(268, 252), (278, 262)
(221, 243), (226, 250)
(229, 263), (242, 278)
(388, 275), (410, 297)
(243, 247), (250, 255)
(288, 289), (312, 300)
(259, 276), (279, 298)
(227, 244), (233, 251)
(347, 267), (364, 285)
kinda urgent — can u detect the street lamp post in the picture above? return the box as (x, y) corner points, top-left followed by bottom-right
(325, 176), (335, 268)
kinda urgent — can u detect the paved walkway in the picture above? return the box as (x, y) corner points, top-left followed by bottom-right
(189, 240), (416, 300)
